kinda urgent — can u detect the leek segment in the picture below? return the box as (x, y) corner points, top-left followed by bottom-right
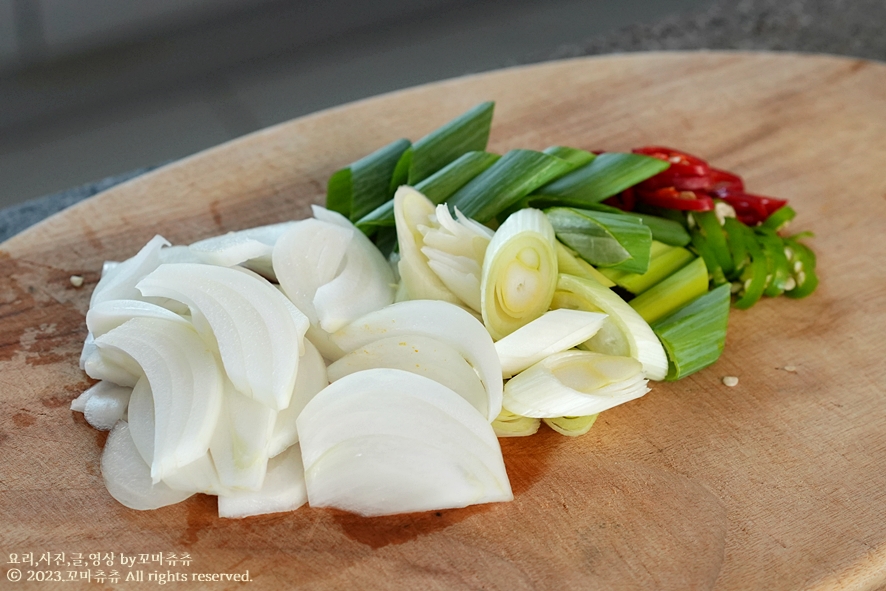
(420, 204), (493, 312)
(491, 409), (541, 438)
(550, 274), (668, 381)
(628, 256), (709, 324)
(502, 351), (648, 418)
(481, 208), (558, 340)
(326, 138), (411, 222)
(555, 241), (615, 287)
(652, 283), (731, 380)
(409, 101), (495, 184)
(545, 207), (652, 273)
(543, 415), (598, 437)
(447, 150), (572, 223)
(599, 241), (695, 295)
(530, 152), (670, 207)
(494, 308), (607, 378)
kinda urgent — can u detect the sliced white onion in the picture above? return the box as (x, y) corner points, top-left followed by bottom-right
(136, 263), (308, 410)
(273, 218), (351, 326)
(95, 317), (223, 483)
(86, 299), (188, 338)
(80, 381), (132, 431)
(79, 331), (95, 371)
(268, 340), (328, 457)
(189, 222), (296, 267)
(393, 186), (462, 305)
(502, 350), (649, 418)
(297, 369), (512, 516)
(481, 208), (558, 340)
(217, 444), (307, 519)
(101, 421), (193, 511)
(158, 245), (203, 264)
(328, 335), (488, 418)
(332, 300), (502, 421)
(494, 308), (607, 378)
(127, 377), (227, 495)
(210, 379), (275, 491)
(91, 235), (169, 307)
(82, 346), (140, 387)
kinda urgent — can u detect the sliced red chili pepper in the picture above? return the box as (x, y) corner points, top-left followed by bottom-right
(639, 172), (712, 191)
(632, 146), (710, 177)
(707, 168), (744, 196)
(636, 187), (714, 212)
(717, 192), (788, 226)
(603, 187), (636, 211)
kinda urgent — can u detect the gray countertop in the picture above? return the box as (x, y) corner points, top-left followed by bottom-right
(2, 0), (883, 244)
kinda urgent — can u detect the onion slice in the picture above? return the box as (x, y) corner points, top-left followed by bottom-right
(95, 317), (223, 483)
(210, 379), (276, 491)
(297, 369), (512, 517)
(268, 340), (329, 457)
(101, 421), (193, 510)
(91, 235), (169, 307)
(217, 444), (308, 519)
(494, 308), (607, 378)
(327, 334), (487, 417)
(332, 300), (502, 421)
(80, 381), (132, 431)
(136, 263), (308, 410)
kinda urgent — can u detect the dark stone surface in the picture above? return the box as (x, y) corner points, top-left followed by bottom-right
(2, 0), (881, 244)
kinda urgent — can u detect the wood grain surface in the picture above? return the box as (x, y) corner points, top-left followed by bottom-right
(2, 51), (885, 590)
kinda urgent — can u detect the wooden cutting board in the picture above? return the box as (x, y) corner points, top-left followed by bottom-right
(2, 52), (885, 590)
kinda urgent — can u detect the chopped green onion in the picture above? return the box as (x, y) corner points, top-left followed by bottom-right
(409, 101), (495, 184)
(651, 283), (732, 381)
(529, 152), (670, 207)
(628, 256), (709, 324)
(447, 150), (572, 223)
(326, 138), (411, 221)
(600, 241), (695, 295)
(543, 415), (598, 437)
(545, 207), (652, 274)
(355, 151), (500, 234)
(542, 146), (596, 170)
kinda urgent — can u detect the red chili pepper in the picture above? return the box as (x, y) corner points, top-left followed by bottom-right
(717, 192), (788, 225)
(635, 187), (714, 212)
(707, 168), (745, 196)
(633, 146), (710, 177)
(603, 187), (636, 211)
